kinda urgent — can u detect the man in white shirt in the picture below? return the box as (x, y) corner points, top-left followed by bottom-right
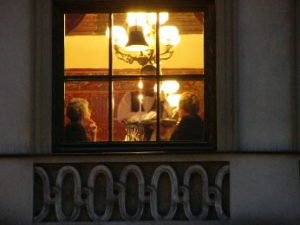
(117, 65), (158, 123)
(117, 65), (174, 140)
(117, 79), (157, 123)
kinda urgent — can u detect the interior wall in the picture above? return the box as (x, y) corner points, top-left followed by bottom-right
(64, 34), (204, 69)
(0, 0), (34, 153)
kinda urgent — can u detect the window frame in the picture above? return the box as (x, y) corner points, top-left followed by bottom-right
(52, 0), (216, 153)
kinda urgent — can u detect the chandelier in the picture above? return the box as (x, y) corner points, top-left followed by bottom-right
(106, 12), (180, 66)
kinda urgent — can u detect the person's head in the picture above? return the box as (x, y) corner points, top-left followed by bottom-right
(141, 80), (156, 95)
(141, 64), (156, 75)
(66, 98), (90, 122)
(178, 92), (200, 117)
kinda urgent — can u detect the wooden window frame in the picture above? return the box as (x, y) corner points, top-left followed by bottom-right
(51, 0), (216, 153)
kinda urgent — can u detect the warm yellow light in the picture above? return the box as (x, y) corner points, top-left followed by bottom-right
(138, 94), (144, 102)
(161, 80), (180, 94)
(107, 12), (179, 66)
(127, 13), (147, 26)
(124, 44), (148, 52)
(143, 26), (154, 46)
(153, 80), (180, 94)
(148, 12), (169, 25)
(159, 13), (169, 24)
(145, 36), (155, 46)
(159, 26), (180, 46)
(105, 26), (128, 47)
(138, 80), (143, 89)
(167, 94), (181, 108)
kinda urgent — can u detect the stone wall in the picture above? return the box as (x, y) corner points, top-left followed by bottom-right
(0, 0), (299, 224)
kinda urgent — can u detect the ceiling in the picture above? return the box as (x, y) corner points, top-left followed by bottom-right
(66, 13), (204, 36)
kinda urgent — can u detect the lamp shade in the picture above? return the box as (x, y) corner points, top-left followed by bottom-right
(125, 26), (148, 52)
(106, 26), (128, 47)
(159, 26), (180, 46)
(161, 80), (180, 94)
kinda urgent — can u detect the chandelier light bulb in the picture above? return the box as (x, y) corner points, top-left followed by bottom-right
(111, 12), (179, 66)
(159, 13), (169, 24)
(127, 13), (147, 26)
(167, 94), (182, 108)
(159, 26), (180, 46)
(106, 26), (128, 47)
(161, 80), (180, 94)
(148, 12), (169, 25)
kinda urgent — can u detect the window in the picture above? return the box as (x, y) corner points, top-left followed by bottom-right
(52, 0), (216, 152)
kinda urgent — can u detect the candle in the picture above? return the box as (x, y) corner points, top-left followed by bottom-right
(138, 94), (144, 112)
(138, 80), (143, 89)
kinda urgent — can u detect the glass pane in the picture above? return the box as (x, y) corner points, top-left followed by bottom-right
(159, 80), (205, 141)
(64, 81), (109, 143)
(160, 12), (204, 75)
(112, 13), (157, 75)
(113, 79), (157, 141)
(64, 13), (109, 76)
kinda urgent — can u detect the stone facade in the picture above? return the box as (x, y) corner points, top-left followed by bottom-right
(0, 0), (299, 224)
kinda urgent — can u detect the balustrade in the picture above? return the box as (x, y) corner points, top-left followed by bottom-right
(33, 162), (229, 222)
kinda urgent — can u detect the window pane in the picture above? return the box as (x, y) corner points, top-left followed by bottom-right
(113, 79), (157, 141)
(112, 13), (157, 75)
(64, 81), (109, 143)
(160, 12), (204, 75)
(160, 80), (205, 141)
(64, 13), (109, 76)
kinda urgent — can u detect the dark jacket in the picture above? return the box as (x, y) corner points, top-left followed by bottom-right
(65, 121), (87, 142)
(171, 115), (204, 141)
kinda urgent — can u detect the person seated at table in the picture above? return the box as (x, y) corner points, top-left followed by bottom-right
(65, 98), (97, 142)
(170, 92), (204, 141)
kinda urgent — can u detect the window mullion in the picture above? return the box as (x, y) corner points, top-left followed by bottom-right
(108, 12), (113, 141)
(55, 6), (215, 150)
(155, 12), (160, 141)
